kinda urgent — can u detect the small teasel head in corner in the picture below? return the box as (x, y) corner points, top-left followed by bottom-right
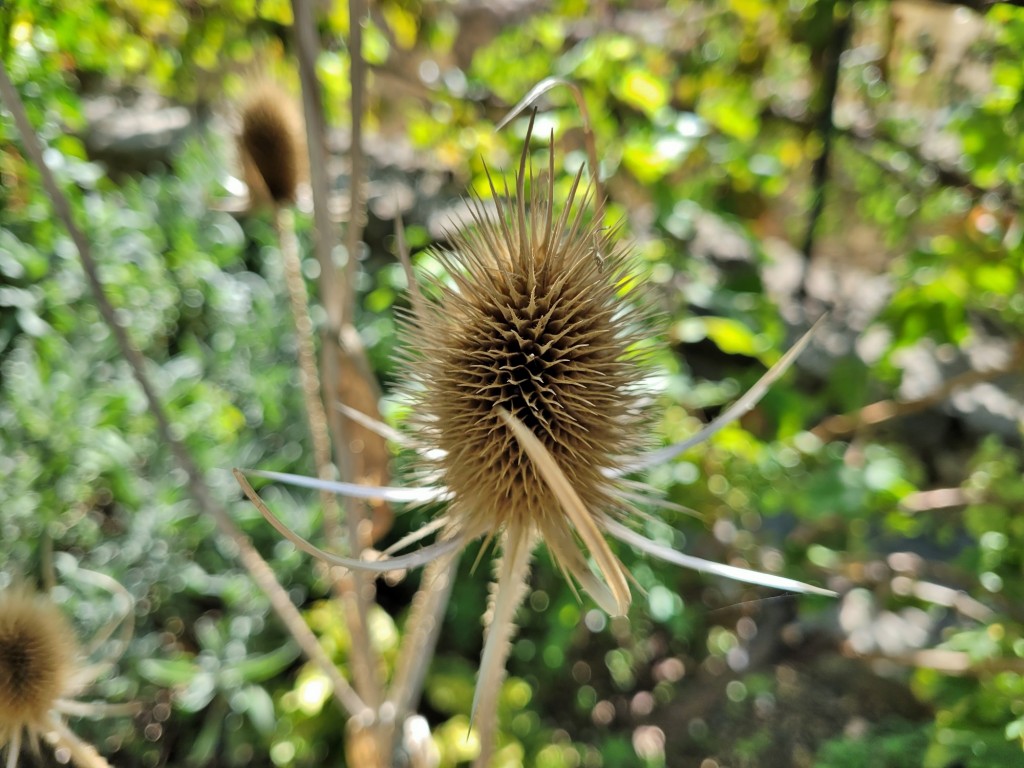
(0, 568), (137, 768)
(0, 584), (76, 747)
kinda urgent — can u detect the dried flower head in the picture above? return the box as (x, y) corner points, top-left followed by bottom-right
(0, 574), (136, 768)
(397, 135), (651, 612)
(238, 83), (305, 205)
(0, 585), (76, 741)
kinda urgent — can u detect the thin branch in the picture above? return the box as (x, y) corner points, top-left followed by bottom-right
(347, 0), (366, 328)
(290, 0), (342, 328)
(799, 0), (854, 296)
(925, 0), (1024, 11)
(764, 104), (1019, 209)
(890, 575), (993, 623)
(846, 647), (1024, 676)
(811, 340), (1024, 440)
(836, 125), (1012, 204)
(898, 486), (972, 513)
(0, 58), (367, 720)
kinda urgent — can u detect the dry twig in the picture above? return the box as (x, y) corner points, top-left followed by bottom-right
(811, 340), (1024, 441)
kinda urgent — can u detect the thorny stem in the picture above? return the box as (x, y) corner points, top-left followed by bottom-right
(346, 0), (366, 328)
(276, 207), (342, 544)
(473, 533), (534, 768)
(275, 206), (381, 707)
(289, 0), (341, 327)
(290, 0), (385, 743)
(386, 552), (461, 721)
(798, 0), (853, 299)
(0, 59), (367, 720)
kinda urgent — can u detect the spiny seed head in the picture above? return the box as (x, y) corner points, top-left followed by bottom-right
(0, 585), (76, 738)
(238, 83), (305, 205)
(401, 143), (651, 545)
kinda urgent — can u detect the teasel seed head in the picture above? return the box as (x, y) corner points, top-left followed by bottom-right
(400, 132), (652, 568)
(238, 83), (305, 205)
(0, 585), (77, 739)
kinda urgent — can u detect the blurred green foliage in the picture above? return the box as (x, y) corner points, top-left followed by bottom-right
(2, 0), (1024, 766)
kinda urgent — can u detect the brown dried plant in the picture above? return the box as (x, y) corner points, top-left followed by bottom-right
(235, 114), (832, 765)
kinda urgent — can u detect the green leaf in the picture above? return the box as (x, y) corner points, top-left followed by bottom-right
(138, 657), (199, 687)
(233, 641), (301, 684)
(702, 316), (767, 358)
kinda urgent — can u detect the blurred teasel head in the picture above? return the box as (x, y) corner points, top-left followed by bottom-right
(238, 82), (305, 206)
(0, 585), (76, 746)
(0, 570), (137, 768)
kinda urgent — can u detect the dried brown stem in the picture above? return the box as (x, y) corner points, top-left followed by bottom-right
(846, 647), (1024, 676)
(289, 0), (384, 724)
(275, 206), (381, 707)
(898, 486), (972, 513)
(276, 207), (342, 542)
(289, 0), (342, 326)
(890, 575), (993, 623)
(0, 59), (367, 719)
(473, 533), (534, 768)
(346, 0), (366, 327)
(387, 553), (461, 722)
(811, 340), (1024, 441)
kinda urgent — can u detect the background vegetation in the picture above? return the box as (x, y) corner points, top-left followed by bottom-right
(2, 0), (1023, 766)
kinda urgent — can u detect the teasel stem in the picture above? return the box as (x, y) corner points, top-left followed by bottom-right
(382, 211), (461, 753)
(472, 532), (534, 768)
(276, 206), (340, 543)
(346, 0), (366, 328)
(386, 552), (461, 723)
(290, 0), (387, 753)
(289, 0), (342, 322)
(0, 59), (367, 721)
(274, 205), (383, 708)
